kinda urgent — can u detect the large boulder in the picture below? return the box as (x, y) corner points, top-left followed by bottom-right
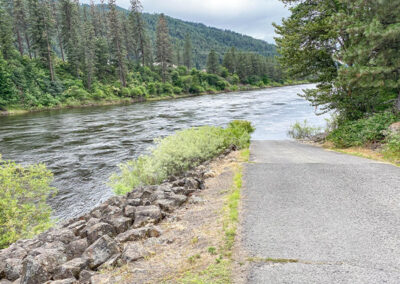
(133, 206), (162, 227)
(66, 238), (88, 260)
(86, 223), (116, 244)
(45, 279), (77, 284)
(105, 216), (131, 234)
(53, 258), (88, 280)
(389, 122), (400, 134)
(78, 270), (95, 284)
(115, 226), (161, 243)
(82, 235), (120, 270)
(121, 243), (147, 263)
(20, 249), (67, 284)
(4, 258), (22, 281)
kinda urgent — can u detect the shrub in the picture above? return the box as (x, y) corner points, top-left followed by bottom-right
(288, 120), (322, 140)
(110, 121), (254, 194)
(173, 86), (183, 95)
(62, 86), (90, 101)
(0, 157), (55, 249)
(327, 112), (399, 148)
(189, 84), (204, 94)
(383, 133), (400, 162)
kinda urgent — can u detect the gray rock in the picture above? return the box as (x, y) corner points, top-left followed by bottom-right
(171, 186), (196, 196)
(67, 220), (86, 236)
(121, 243), (147, 263)
(89, 274), (113, 284)
(133, 206), (162, 227)
(127, 198), (141, 206)
(184, 177), (200, 189)
(169, 194), (187, 206)
(78, 270), (95, 284)
(66, 238), (88, 260)
(20, 249), (67, 284)
(389, 122), (400, 134)
(156, 199), (176, 212)
(189, 196), (205, 204)
(0, 279), (12, 284)
(82, 235), (120, 270)
(45, 279), (77, 284)
(12, 279), (20, 284)
(4, 258), (22, 281)
(98, 253), (121, 270)
(53, 258), (87, 280)
(105, 216), (131, 234)
(123, 205), (136, 218)
(86, 223), (116, 244)
(115, 226), (161, 243)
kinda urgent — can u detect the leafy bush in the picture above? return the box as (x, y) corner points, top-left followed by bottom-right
(383, 133), (400, 162)
(327, 112), (399, 148)
(110, 121), (254, 194)
(288, 120), (322, 139)
(0, 157), (55, 249)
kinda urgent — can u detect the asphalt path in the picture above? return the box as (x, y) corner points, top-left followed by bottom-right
(242, 141), (400, 283)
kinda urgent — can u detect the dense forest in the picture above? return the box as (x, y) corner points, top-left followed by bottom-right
(0, 0), (286, 112)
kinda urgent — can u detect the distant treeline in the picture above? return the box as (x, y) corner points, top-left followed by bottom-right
(0, 0), (285, 111)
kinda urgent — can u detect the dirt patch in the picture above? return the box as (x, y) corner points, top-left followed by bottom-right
(95, 152), (240, 283)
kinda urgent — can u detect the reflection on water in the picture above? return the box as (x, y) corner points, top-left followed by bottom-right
(0, 84), (328, 220)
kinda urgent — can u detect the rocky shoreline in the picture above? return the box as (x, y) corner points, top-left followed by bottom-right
(0, 151), (227, 284)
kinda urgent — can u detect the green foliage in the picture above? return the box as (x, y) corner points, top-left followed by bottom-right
(327, 112), (399, 148)
(110, 121), (254, 194)
(0, 157), (55, 249)
(288, 120), (322, 140)
(383, 133), (400, 162)
(275, 0), (400, 119)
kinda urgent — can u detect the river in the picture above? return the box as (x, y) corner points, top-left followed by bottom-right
(0, 84), (329, 220)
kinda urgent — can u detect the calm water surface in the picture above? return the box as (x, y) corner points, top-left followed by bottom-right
(0, 84), (328, 220)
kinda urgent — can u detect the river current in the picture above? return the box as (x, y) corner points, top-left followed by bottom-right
(0, 84), (329, 220)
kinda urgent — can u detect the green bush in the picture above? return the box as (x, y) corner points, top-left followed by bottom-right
(288, 120), (322, 140)
(0, 157), (55, 249)
(110, 121), (254, 194)
(383, 133), (400, 162)
(327, 112), (399, 148)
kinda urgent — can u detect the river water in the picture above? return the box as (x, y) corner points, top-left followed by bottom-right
(0, 84), (329, 220)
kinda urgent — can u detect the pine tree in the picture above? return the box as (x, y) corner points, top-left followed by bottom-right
(337, 0), (400, 112)
(28, 0), (56, 81)
(60, 0), (82, 75)
(156, 13), (172, 82)
(183, 34), (192, 69)
(50, 0), (65, 61)
(108, 0), (127, 87)
(176, 46), (181, 66)
(0, 54), (16, 109)
(83, 6), (96, 89)
(223, 47), (237, 74)
(0, 2), (16, 60)
(129, 0), (150, 66)
(206, 49), (219, 74)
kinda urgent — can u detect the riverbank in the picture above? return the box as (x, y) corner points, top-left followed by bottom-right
(0, 81), (308, 117)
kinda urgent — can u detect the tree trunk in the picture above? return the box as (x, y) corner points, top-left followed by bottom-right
(16, 27), (24, 56)
(24, 33), (32, 59)
(396, 91), (400, 112)
(46, 32), (55, 82)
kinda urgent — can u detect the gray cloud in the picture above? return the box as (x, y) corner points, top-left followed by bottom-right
(84, 0), (290, 43)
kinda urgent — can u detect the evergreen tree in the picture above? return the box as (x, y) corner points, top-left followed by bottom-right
(83, 6), (96, 89)
(129, 0), (150, 66)
(223, 47), (237, 74)
(206, 49), (219, 74)
(94, 37), (109, 81)
(156, 13), (172, 82)
(337, 0), (400, 112)
(50, 0), (65, 61)
(60, 0), (82, 75)
(108, 0), (127, 87)
(183, 34), (192, 69)
(176, 46), (181, 66)
(0, 2), (16, 60)
(28, 0), (56, 81)
(0, 54), (16, 109)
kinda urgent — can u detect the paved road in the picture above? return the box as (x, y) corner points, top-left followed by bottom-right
(242, 141), (400, 283)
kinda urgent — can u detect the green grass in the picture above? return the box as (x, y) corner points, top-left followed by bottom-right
(177, 157), (245, 284)
(110, 121), (254, 195)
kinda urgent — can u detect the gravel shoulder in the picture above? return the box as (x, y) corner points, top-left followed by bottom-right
(239, 140), (400, 283)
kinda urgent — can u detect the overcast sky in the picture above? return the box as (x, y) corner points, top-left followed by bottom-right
(86, 0), (290, 43)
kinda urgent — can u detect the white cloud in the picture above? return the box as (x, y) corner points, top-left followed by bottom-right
(85, 0), (290, 43)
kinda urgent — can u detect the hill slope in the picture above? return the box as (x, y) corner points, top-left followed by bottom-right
(141, 13), (277, 68)
(111, 5), (277, 68)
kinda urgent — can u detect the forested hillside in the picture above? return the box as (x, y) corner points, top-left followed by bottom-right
(141, 13), (277, 68)
(0, 0), (285, 112)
